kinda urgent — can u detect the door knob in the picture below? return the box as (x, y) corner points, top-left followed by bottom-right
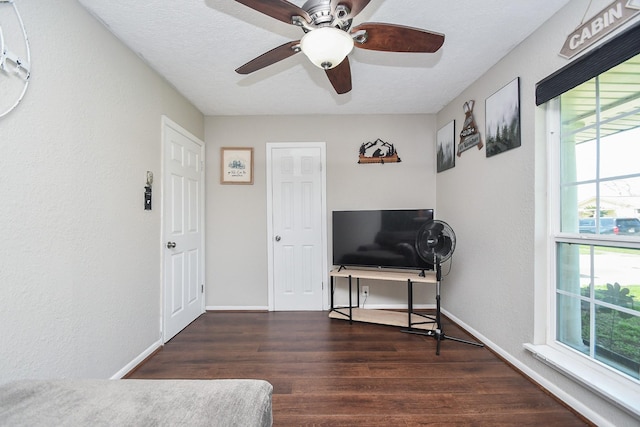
(275, 235), (281, 242)
(166, 241), (176, 249)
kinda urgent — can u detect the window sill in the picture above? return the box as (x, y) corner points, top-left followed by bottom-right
(524, 343), (640, 419)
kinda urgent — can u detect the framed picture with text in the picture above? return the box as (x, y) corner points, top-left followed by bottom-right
(220, 147), (254, 184)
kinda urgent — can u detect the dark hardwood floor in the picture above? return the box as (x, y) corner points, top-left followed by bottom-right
(127, 311), (592, 426)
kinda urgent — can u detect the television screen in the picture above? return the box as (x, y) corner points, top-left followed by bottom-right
(332, 209), (435, 270)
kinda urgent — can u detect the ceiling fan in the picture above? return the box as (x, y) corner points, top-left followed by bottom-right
(234, 0), (445, 94)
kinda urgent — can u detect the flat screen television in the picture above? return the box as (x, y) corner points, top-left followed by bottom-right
(332, 209), (435, 271)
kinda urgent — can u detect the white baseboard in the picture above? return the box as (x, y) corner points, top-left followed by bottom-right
(441, 309), (609, 427)
(358, 303), (435, 310)
(205, 304), (436, 311)
(111, 339), (162, 379)
(206, 306), (269, 311)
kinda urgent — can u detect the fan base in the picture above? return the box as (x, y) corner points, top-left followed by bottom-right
(401, 328), (484, 355)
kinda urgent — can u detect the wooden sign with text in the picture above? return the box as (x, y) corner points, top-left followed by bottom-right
(560, 0), (640, 59)
(457, 100), (483, 156)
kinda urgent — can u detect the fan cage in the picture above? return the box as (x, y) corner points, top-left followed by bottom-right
(415, 220), (456, 264)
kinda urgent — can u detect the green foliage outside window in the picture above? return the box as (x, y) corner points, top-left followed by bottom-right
(580, 283), (640, 377)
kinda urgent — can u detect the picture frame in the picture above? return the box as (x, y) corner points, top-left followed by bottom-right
(220, 147), (254, 184)
(436, 120), (455, 172)
(485, 77), (521, 158)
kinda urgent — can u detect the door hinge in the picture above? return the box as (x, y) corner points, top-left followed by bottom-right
(201, 284), (204, 293)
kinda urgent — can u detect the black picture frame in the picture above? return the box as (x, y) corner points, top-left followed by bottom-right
(436, 120), (455, 172)
(485, 77), (521, 158)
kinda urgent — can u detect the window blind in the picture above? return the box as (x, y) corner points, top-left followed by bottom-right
(536, 21), (640, 106)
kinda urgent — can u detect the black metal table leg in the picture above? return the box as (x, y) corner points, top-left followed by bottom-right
(348, 275), (353, 324)
(407, 279), (413, 329)
(330, 275), (334, 310)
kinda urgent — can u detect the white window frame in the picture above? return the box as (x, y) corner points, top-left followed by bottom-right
(525, 97), (640, 420)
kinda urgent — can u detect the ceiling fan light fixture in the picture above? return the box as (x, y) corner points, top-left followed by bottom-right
(300, 27), (354, 70)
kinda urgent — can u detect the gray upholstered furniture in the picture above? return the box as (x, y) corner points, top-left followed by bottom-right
(0, 379), (273, 426)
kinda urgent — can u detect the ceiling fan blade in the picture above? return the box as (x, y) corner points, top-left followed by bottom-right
(330, 0), (371, 20)
(351, 22), (444, 53)
(235, 41), (301, 75)
(325, 57), (352, 94)
(234, 0), (311, 25)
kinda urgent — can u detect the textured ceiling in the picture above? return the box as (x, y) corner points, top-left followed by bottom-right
(77, 0), (572, 116)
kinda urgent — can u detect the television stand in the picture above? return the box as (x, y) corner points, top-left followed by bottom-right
(328, 267), (483, 355)
(329, 268), (438, 332)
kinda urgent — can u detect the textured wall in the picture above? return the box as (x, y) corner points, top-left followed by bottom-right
(0, 0), (203, 383)
(205, 114), (437, 309)
(435, 0), (638, 425)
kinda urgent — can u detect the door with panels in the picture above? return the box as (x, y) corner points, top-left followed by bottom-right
(268, 143), (327, 311)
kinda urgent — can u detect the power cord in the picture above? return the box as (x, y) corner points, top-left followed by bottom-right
(0, 0), (31, 119)
(442, 256), (453, 277)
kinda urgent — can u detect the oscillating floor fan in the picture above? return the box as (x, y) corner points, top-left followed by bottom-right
(405, 220), (483, 354)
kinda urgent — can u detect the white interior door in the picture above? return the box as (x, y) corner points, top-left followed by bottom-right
(267, 143), (327, 311)
(162, 116), (205, 342)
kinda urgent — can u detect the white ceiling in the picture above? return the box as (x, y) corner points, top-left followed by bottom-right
(77, 0), (571, 116)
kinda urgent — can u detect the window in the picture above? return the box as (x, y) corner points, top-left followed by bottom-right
(552, 54), (640, 382)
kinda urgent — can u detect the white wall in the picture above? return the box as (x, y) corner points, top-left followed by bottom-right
(0, 0), (203, 383)
(3, 0), (631, 422)
(205, 114), (437, 308)
(436, 1), (638, 425)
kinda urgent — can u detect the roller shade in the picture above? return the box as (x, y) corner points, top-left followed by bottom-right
(536, 21), (640, 106)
